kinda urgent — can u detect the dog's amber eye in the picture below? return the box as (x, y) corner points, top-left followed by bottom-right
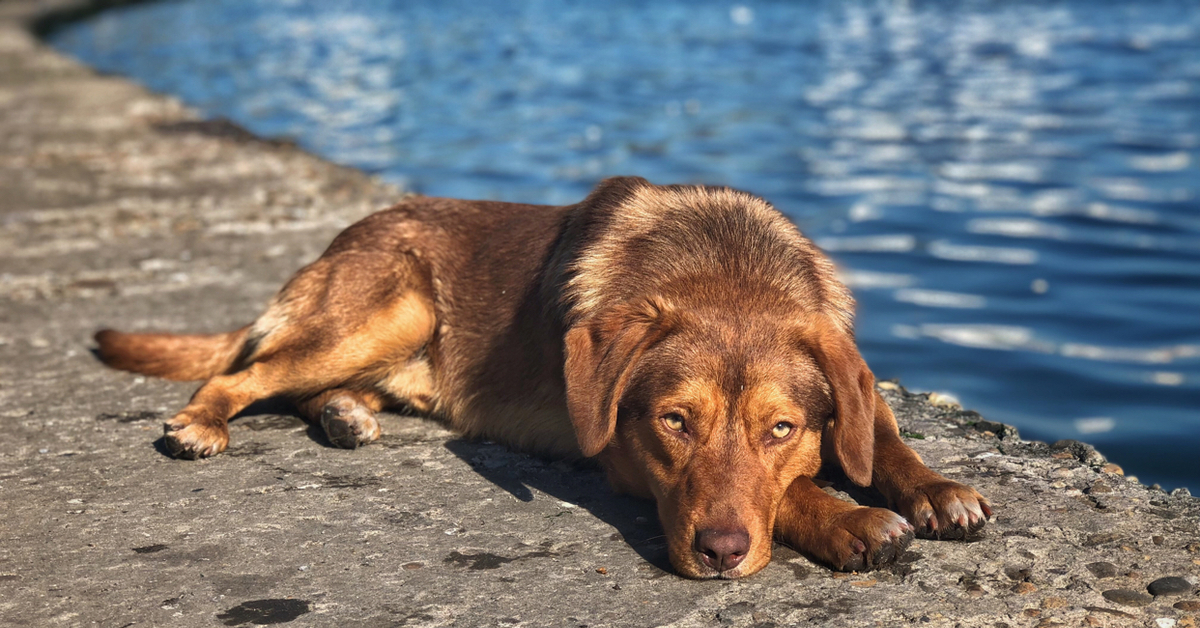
(662, 413), (686, 432)
(771, 422), (793, 439)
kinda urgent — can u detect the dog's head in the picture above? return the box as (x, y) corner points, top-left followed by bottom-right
(563, 298), (875, 579)
(559, 178), (875, 579)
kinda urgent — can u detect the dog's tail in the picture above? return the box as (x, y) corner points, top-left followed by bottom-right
(94, 326), (251, 381)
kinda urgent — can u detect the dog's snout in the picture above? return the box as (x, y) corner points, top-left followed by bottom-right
(693, 527), (750, 572)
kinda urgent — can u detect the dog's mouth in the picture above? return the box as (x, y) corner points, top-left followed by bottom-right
(683, 552), (765, 580)
(701, 564), (751, 580)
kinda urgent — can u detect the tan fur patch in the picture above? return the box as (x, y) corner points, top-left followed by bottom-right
(376, 357), (436, 413)
(339, 290), (436, 379)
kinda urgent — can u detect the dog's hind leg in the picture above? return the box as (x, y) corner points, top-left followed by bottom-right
(162, 249), (436, 459)
(163, 361), (289, 458)
(295, 388), (387, 449)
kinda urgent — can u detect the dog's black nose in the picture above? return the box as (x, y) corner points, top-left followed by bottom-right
(693, 528), (750, 572)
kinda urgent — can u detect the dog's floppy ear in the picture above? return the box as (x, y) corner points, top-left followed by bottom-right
(809, 319), (876, 486)
(563, 298), (674, 457)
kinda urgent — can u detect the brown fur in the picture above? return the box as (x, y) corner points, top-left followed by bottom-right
(94, 327), (249, 381)
(95, 177), (990, 578)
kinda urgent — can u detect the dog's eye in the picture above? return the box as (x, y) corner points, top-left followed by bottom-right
(662, 413), (686, 433)
(771, 422), (793, 439)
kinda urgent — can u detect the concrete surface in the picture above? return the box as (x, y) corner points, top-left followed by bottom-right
(2, 1), (1199, 626)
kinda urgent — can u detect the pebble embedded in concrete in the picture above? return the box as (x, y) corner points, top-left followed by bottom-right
(1086, 562), (1119, 579)
(1148, 576), (1193, 596)
(1101, 589), (1154, 607)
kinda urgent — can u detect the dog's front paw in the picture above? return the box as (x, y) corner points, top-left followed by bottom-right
(163, 414), (229, 459)
(320, 396), (381, 449)
(816, 507), (914, 572)
(895, 480), (991, 540)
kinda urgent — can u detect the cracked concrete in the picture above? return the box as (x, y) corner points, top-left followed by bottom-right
(2, 1), (1199, 626)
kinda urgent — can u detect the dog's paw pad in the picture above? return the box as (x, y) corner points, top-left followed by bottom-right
(900, 481), (991, 540)
(320, 399), (380, 449)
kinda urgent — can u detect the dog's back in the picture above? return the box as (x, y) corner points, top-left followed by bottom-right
(95, 178), (843, 458)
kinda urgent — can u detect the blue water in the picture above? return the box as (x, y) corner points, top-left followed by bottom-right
(47, 0), (1200, 490)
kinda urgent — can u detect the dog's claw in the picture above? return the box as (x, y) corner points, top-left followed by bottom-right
(912, 509), (937, 537)
(161, 417), (228, 459)
(827, 508), (914, 572)
(869, 527), (911, 566)
(898, 480), (990, 540)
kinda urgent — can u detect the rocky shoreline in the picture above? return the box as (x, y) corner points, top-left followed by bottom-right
(2, 1), (1198, 626)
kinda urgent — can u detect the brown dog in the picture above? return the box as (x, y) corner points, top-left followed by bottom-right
(95, 177), (989, 579)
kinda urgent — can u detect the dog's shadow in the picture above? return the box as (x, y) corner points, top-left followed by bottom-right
(439, 438), (672, 574)
(150, 401), (673, 572)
